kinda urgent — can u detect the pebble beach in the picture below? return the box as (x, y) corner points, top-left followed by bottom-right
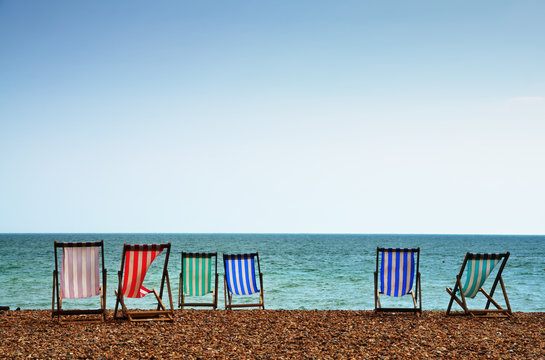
(1, 310), (544, 359)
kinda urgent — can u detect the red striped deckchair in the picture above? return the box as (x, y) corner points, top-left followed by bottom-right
(52, 241), (107, 322)
(179, 252), (219, 309)
(374, 247), (422, 315)
(113, 243), (174, 322)
(446, 252), (511, 317)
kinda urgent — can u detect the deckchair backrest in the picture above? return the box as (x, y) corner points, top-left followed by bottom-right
(378, 248), (418, 297)
(224, 253), (260, 295)
(460, 253), (505, 299)
(122, 244), (167, 298)
(182, 252), (215, 296)
(57, 242), (103, 299)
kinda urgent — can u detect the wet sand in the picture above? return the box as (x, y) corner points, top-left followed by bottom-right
(1, 310), (544, 359)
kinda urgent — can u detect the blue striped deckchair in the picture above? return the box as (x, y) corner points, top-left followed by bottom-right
(446, 252), (511, 317)
(223, 253), (264, 310)
(374, 247), (421, 315)
(179, 252), (218, 309)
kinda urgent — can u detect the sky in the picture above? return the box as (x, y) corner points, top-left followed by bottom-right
(1, 1), (544, 234)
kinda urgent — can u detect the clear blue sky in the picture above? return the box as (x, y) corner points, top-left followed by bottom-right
(1, 1), (544, 234)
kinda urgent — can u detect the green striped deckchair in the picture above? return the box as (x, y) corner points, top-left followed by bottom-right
(446, 252), (511, 317)
(179, 252), (218, 309)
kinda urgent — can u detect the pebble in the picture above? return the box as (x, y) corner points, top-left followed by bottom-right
(0, 310), (544, 358)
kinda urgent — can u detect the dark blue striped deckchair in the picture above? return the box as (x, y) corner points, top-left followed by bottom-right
(374, 247), (421, 315)
(223, 253), (264, 310)
(446, 252), (511, 317)
(179, 252), (218, 310)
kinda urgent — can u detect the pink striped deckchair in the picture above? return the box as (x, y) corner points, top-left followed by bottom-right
(52, 241), (107, 322)
(113, 243), (174, 322)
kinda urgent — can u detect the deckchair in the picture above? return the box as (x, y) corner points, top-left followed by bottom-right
(446, 252), (511, 317)
(374, 247), (421, 315)
(52, 241), (107, 322)
(113, 243), (174, 322)
(223, 253), (264, 310)
(179, 252), (218, 309)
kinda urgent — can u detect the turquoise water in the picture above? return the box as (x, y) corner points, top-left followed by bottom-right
(1, 233), (543, 311)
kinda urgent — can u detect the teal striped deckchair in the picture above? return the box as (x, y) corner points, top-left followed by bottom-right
(223, 253), (264, 310)
(446, 252), (511, 317)
(374, 247), (422, 315)
(179, 252), (218, 309)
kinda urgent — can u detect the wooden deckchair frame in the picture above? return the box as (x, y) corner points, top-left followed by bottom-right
(113, 243), (174, 322)
(179, 252), (219, 310)
(374, 247), (422, 316)
(223, 252), (264, 310)
(52, 241), (107, 323)
(446, 252), (511, 318)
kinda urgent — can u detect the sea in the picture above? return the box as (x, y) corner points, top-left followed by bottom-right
(1, 233), (543, 312)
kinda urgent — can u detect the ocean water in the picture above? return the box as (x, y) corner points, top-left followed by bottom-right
(0, 233), (543, 312)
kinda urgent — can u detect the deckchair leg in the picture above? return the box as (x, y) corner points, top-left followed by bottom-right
(153, 289), (173, 321)
(224, 275), (229, 310)
(457, 276), (470, 315)
(410, 291), (417, 310)
(480, 288), (504, 310)
(418, 272), (422, 314)
(446, 289), (455, 315)
(165, 272), (174, 312)
(446, 276), (470, 316)
(259, 273), (265, 309)
(103, 268), (107, 314)
(52, 271), (56, 319)
(500, 277), (512, 315)
(114, 271), (122, 319)
(446, 288), (467, 313)
(114, 290), (133, 321)
(178, 273), (183, 309)
(214, 273), (219, 310)
(100, 285), (106, 322)
(481, 276), (511, 316)
(373, 271), (378, 310)
(153, 289), (168, 311)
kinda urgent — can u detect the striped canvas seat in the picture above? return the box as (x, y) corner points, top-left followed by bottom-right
(459, 254), (501, 299)
(122, 244), (164, 298)
(52, 241), (106, 322)
(114, 243), (174, 322)
(224, 253), (260, 295)
(179, 252), (218, 309)
(446, 252), (511, 317)
(60, 245), (101, 299)
(374, 247), (421, 315)
(183, 253), (214, 296)
(223, 252), (264, 309)
(380, 248), (416, 297)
